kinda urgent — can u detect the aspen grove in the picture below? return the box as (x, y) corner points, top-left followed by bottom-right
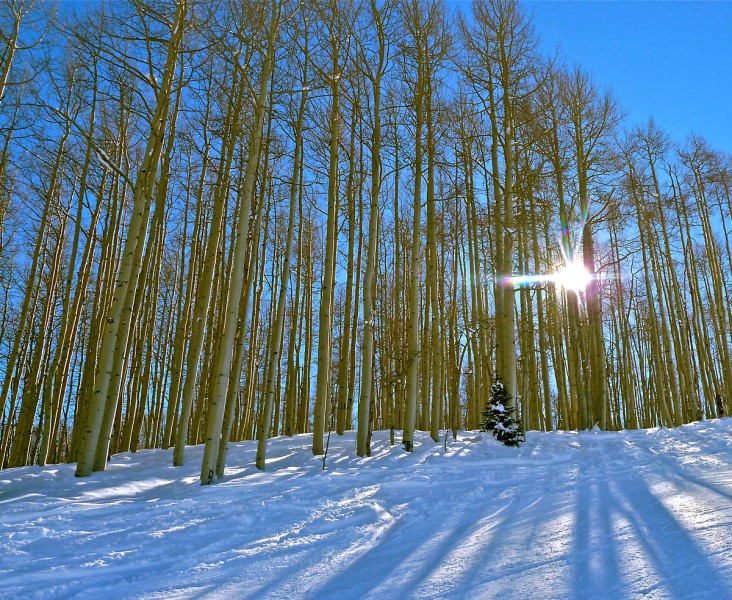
(2, 0), (732, 484)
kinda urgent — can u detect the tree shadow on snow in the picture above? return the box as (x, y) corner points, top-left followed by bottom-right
(570, 473), (630, 599)
(573, 467), (731, 599)
(312, 467), (577, 599)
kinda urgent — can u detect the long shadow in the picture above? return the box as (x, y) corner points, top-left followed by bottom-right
(308, 494), (491, 598)
(653, 450), (732, 504)
(312, 461), (588, 600)
(571, 472), (592, 596)
(406, 462), (592, 597)
(595, 477), (626, 594)
(570, 472), (630, 600)
(608, 470), (732, 598)
(310, 475), (538, 599)
(456, 490), (570, 597)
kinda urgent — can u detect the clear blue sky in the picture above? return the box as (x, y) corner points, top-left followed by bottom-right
(522, 0), (732, 151)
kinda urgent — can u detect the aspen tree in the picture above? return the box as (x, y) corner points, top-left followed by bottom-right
(135, 196), (172, 450)
(424, 18), (449, 442)
(312, 0), (351, 456)
(387, 98), (404, 437)
(299, 219), (315, 434)
(218, 156), (268, 460)
(0, 0), (44, 106)
(3, 88), (73, 466)
(0, 1), (47, 283)
(645, 197), (683, 422)
(284, 148), (306, 436)
(92, 186), (154, 462)
(533, 70), (583, 428)
(715, 157), (732, 283)
(121, 221), (164, 452)
(669, 164), (714, 420)
(467, 134), (496, 429)
(38, 49), (106, 464)
(70, 94), (132, 464)
(607, 210), (637, 428)
(0, 2), (21, 106)
(8, 0), (732, 471)
(515, 164), (541, 430)
(462, 0), (537, 407)
(622, 149), (675, 426)
(455, 100), (490, 424)
(255, 84), (306, 465)
(38, 178), (91, 463)
(94, 51), (185, 468)
(173, 28), (254, 465)
(420, 255), (431, 431)
(401, 0), (428, 452)
(638, 123), (696, 421)
(0, 90), (20, 263)
(199, 1), (280, 484)
(197, 158), (249, 448)
(224, 56), (288, 468)
(696, 257), (723, 416)
(216, 59), (277, 470)
(9, 216), (66, 467)
(162, 110), (211, 450)
(492, 0), (518, 410)
(561, 67), (620, 429)
(237, 218), (267, 442)
(436, 191), (450, 433)
(446, 169), (463, 436)
(233, 173), (268, 444)
(189, 238), (228, 446)
(527, 178), (553, 430)
(680, 138), (732, 412)
(714, 159), (732, 416)
(336, 99), (359, 436)
(75, 0), (189, 476)
(355, 0), (391, 456)
(346, 168), (364, 431)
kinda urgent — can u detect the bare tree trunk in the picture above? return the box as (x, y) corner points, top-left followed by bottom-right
(357, 0), (388, 456)
(199, 3), (279, 484)
(313, 0), (346, 455)
(76, 1), (189, 476)
(255, 78), (308, 469)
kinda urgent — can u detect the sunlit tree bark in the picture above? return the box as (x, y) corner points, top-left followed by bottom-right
(76, 0), (190, 477)
(199, 1), (280, 484)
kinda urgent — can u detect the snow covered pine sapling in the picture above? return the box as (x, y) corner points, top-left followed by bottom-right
(481, 377), (524, 447)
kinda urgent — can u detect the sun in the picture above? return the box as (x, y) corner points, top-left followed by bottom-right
(552, 260), (592, 294)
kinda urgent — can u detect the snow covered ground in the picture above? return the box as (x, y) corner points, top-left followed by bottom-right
(3, 421), (732, 599)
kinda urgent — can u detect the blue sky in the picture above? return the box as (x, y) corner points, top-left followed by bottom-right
(60, 1), (731, 152)
(522, 0), (732, 152)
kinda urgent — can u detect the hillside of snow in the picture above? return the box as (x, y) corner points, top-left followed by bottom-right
(3, 421), (732, 599)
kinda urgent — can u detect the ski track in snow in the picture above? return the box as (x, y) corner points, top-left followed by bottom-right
(2, 421), (732, 599)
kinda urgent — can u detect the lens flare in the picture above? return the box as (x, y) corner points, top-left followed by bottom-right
(499, 204), (596, 295)
(502, 260), (593, 295)
(551, 260), (593, 294)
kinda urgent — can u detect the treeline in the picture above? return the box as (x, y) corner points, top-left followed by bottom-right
(0, 0), (730, 482)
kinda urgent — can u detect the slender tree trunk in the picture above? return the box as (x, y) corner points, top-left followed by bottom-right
(357, 0), (386, 455)
(313, 3), (343, 455)
(76, 2), (189, 476)
(200, 3), (279, 484)
(403, 36), (424, 453)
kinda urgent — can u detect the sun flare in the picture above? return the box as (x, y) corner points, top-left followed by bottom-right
(552, 260), (592, 294)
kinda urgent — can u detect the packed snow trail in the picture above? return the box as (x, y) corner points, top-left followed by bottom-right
(2, 420), (732, 599)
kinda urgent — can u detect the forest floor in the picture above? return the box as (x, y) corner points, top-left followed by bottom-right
(3, 419), (732, 599)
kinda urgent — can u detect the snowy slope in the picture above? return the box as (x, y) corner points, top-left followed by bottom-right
(2, 421), (732, 599)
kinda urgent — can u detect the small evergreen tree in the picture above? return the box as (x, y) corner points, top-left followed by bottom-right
(481, 377), (524, 447)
